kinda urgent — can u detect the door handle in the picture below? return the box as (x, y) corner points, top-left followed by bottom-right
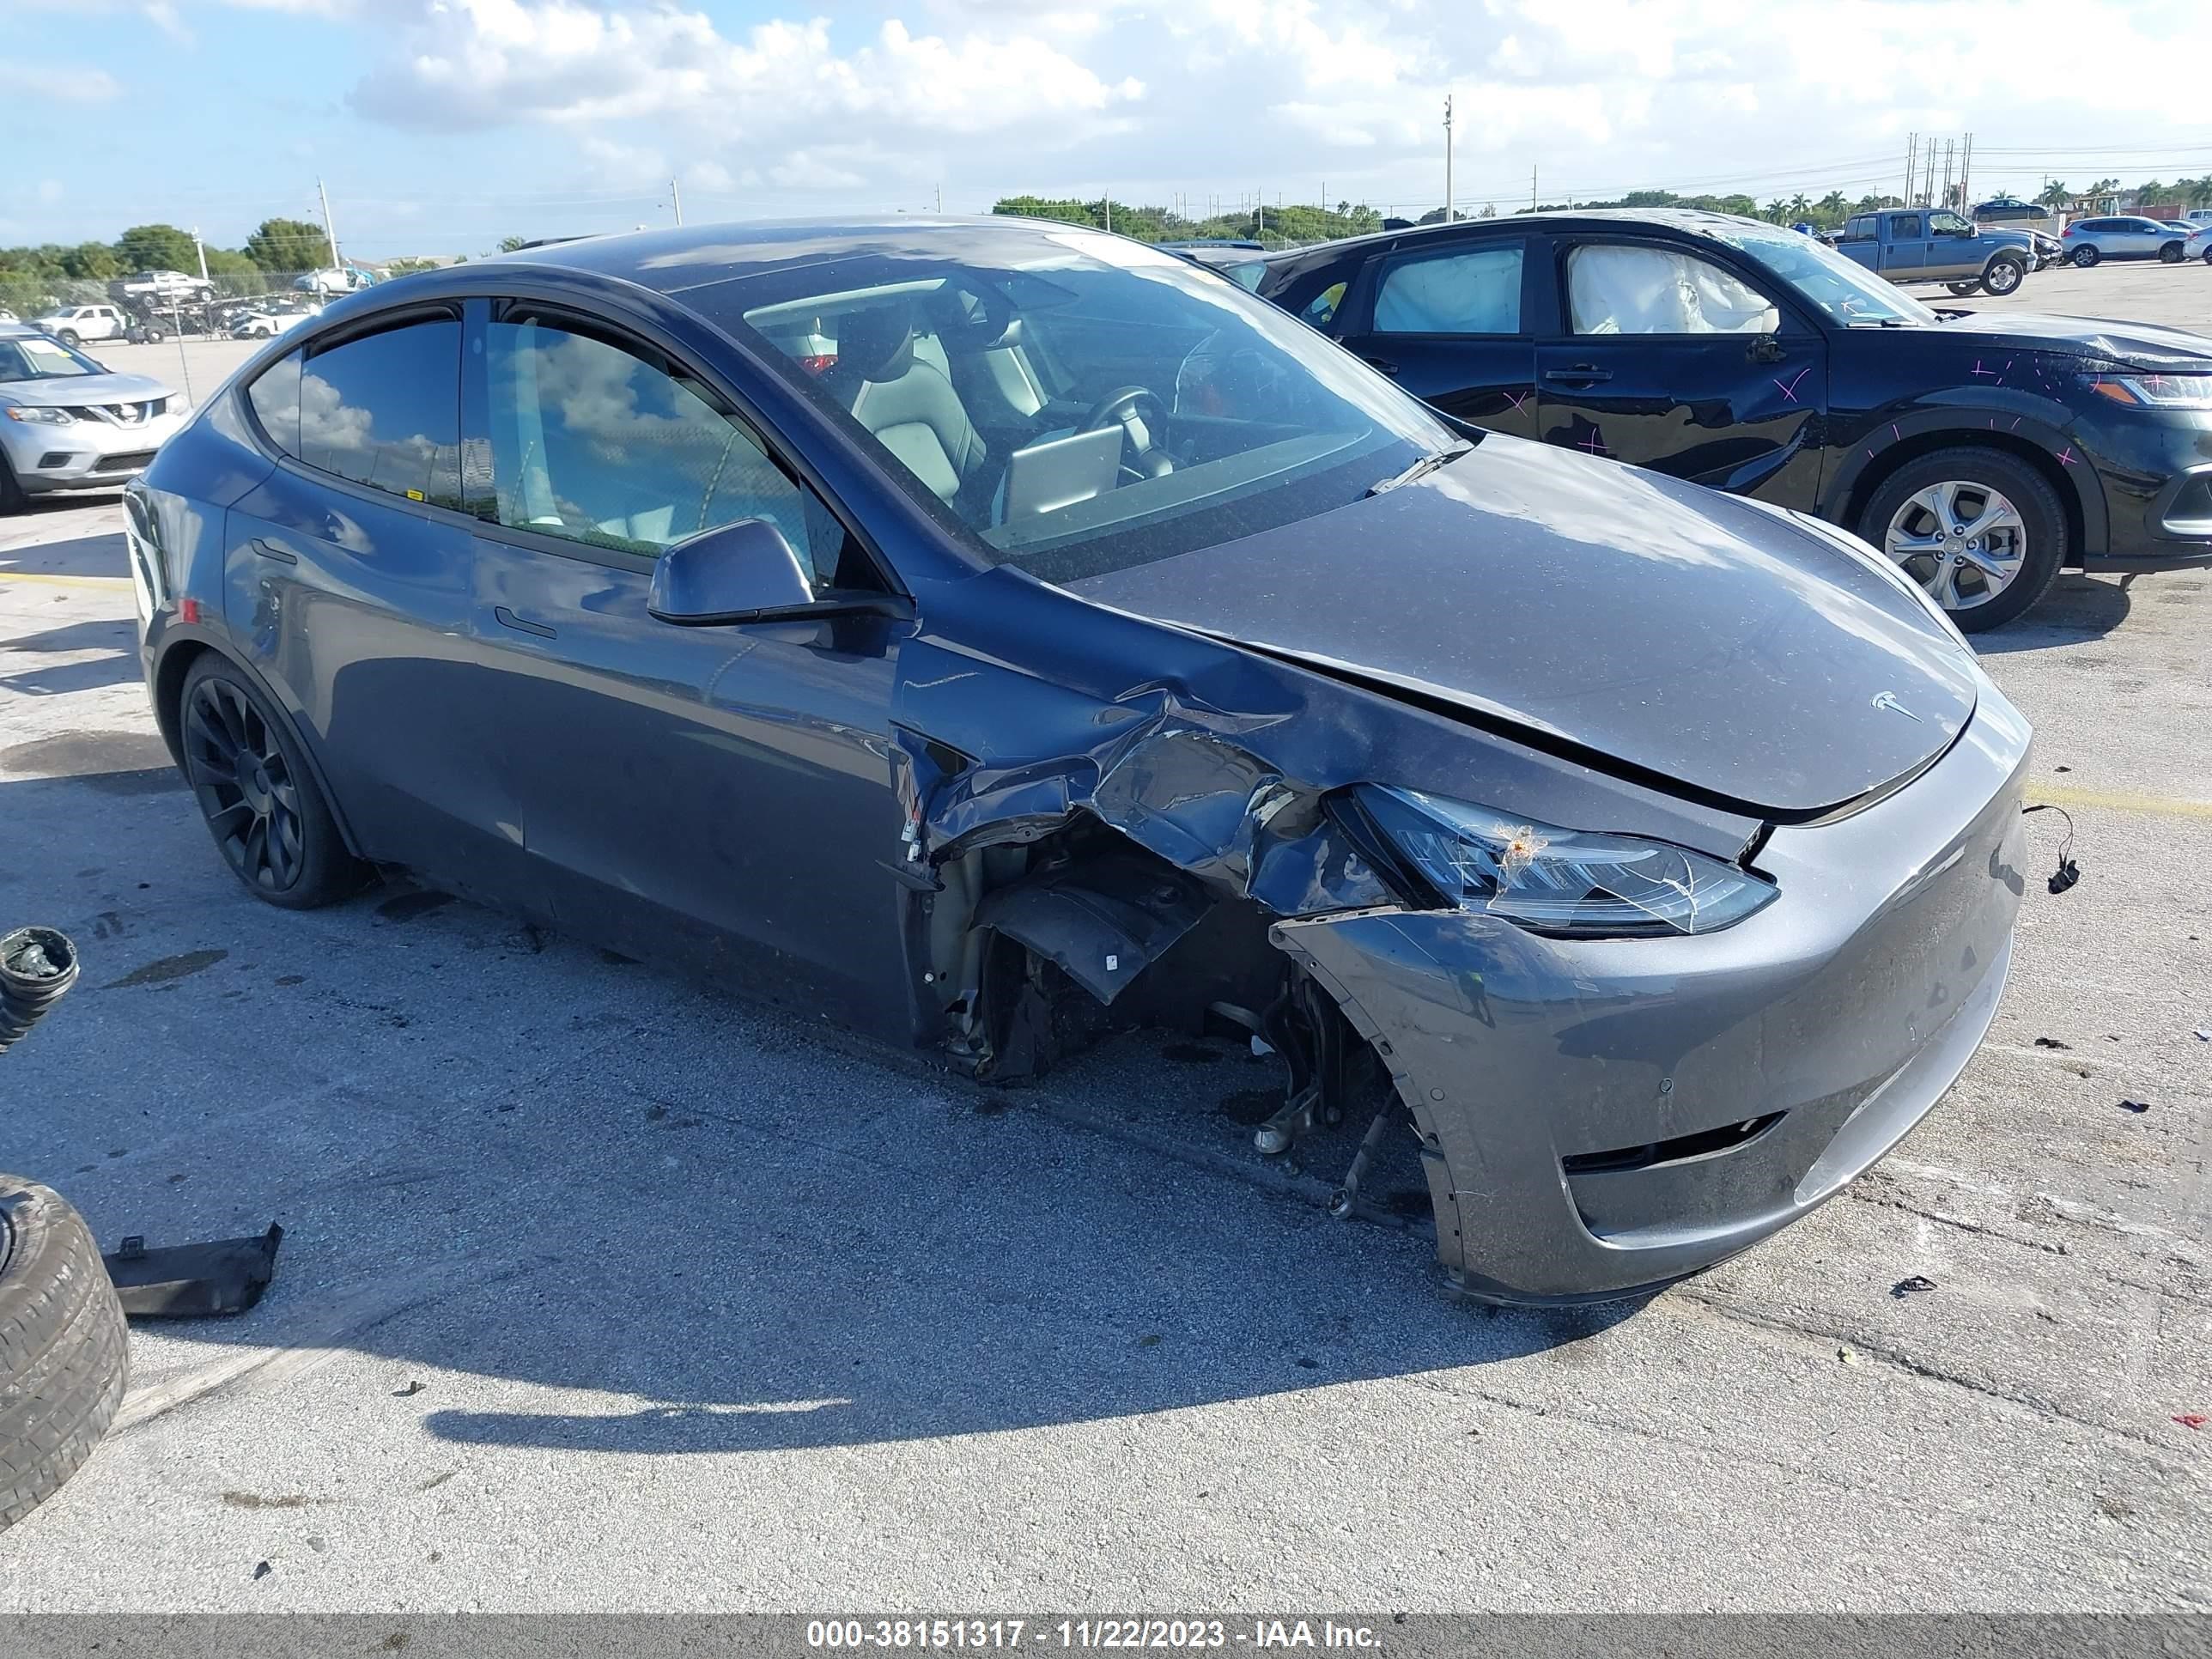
(1542, 366), (1613, 385)
(246, 537), (297, 565)
(1359, 355), (1400, 376)
(494, 605), (556, 640)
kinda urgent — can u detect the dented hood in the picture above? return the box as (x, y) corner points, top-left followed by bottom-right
(1068, 434), (1978, 817)
(1932, 309), (2212, 368)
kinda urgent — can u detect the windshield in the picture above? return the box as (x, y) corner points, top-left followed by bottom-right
(718, 228), (1452, 583)
(1718, 220), (1942, 327)
(0, 334), (101, 382)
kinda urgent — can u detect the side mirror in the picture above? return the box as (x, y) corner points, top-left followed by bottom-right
(647, 518), (816, 625)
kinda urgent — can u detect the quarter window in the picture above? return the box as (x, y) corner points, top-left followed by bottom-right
(1371, 243), (1523, 335)
(1567, 245), (1780, 336)
(483, 312), (847, 579)
(246, 351), (302, 456)
(293, 319), (464, 507)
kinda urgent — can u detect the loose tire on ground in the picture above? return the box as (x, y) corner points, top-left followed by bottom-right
(0, 1176), (128, 1534)
(1859, 446), (2069, 633)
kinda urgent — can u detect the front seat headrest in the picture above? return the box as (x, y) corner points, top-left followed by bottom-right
(836, 302), (916, 384)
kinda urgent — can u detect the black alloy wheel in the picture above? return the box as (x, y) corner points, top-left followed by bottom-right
(179, 657), (362, 908)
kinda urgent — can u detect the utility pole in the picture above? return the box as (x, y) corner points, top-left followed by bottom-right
(935, 184), (943, 213)
(192, 227), (208, 283)
(1442, 94), (1454, 223)
(670, 178), (684, 226)
(1905, 131), (1917, 207)
(317, 176), (339, 269)
(1960, 132), (1972, 214)
(1104, 194), (1112, 233)
(1531, 164), (1538, 213)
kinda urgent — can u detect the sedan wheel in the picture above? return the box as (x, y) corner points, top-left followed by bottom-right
(2072, 246), (2099, 268)
(2160, 242), (2185, 264)
(179, 657), (362, 908)
(1863, 447), (2068, 631)
(1884, 481), (2028, 615)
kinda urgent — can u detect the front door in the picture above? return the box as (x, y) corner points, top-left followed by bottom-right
(1534, 237), (1827, 508)
(1923, 211), (1983, 279)
(460, 301), (916, 1035)
(1333, 234), (1538, 434)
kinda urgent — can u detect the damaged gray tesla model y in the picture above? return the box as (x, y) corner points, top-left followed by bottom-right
(127, 217), (2031, 1303)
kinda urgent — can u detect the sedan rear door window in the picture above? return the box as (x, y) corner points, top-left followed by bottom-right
(294, 319), (464, 507)
(1567, 245), (1779, 336)
(1372, 243), (1523, 335)
(482, 312), (847, 576)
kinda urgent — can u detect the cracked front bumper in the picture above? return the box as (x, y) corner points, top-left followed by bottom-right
(1275, 684), (2033, 1304)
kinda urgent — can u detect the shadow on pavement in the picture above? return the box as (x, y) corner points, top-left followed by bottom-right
(0, 617), (144, 698)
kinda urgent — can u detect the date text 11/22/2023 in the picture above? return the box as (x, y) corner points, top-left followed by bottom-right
(804, 1620), (1385, 1650)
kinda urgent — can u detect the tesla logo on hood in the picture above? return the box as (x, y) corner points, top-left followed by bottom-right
(1871, 690), (1922, 721)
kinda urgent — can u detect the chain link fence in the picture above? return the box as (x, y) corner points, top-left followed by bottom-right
(1, 268), (392, 344)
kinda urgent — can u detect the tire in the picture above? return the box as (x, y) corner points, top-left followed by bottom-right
(1981, 257), (2025, 296)
(0, 456), (26, 517)
(2071, 245), (2099, 268)
(179, 654), (364, 909)
(1859, 447), (2068, 632)
(0, 1175), (128, 1534)
(1946, 282), (1980, 296)
(56, 331), (80, 347)
(2203, 247), (2212, 265)
(2160, 241), (2185, 264)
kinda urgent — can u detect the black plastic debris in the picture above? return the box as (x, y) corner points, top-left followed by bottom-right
(2033, 1036), (2071, 1050)
(2021, 804), (2080, 894)
(103, 1223), (283, 1317)
(392, 1379), (425, 1398)
(1891, 1274), (1938, 1298)
(2120, 1099), (2151, 1115)
(252, 1562), (272, 1582)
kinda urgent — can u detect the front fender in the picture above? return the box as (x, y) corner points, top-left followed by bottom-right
(1817, 401), (2110, 560)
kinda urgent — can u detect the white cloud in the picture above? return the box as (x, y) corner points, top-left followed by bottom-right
(272, 0), (2212, 221)
(18, 64), (123, 103)
(37, 180), (66, 204)
(144, 0), (196, 42)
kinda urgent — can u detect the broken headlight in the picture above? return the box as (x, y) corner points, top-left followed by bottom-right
(1354, 786), (1777, 938)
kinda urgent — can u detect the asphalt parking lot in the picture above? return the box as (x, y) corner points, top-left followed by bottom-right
(1, 260), (2208, 1612)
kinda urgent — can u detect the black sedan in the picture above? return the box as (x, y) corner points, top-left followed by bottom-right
(1254, 209), (2212, 629)
(127, 218), (2029, 1304)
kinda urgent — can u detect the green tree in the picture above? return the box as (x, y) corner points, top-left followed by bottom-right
(495, 235), (532, 252)
(2036, 179), (2070, 207)
(245, 217), (331, 272)
(114, 223), (199, 272)
(386, 257), (441, 276)
(60, 242), (121, 280)
(990, 197), (1103, 228)
(204, 247), (267, 297)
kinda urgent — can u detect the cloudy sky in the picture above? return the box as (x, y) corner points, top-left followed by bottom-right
(7, 0), (2212, 256)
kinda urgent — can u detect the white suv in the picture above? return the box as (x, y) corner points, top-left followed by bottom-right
(118, 269), (215, 303)
(29, 304), (129, 347)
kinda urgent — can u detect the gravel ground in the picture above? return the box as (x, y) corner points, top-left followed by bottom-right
(0, 262), (2206, 1612)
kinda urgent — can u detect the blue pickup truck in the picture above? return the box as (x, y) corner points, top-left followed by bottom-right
(1835, 208), (2034, 297)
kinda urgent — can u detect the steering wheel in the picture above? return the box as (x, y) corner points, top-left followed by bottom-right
(1078, 385), (1175, 481)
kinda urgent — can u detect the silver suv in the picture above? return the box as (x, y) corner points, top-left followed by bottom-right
(0, 325), (187, 511)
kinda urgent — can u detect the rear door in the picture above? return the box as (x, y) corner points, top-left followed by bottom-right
(1881, 212), (1930, 277)
(222, 311), (534, 901)
(458, 298), (917, 1034)
(1331, 232), (1538, 434)
(1534, 234), (1827, 508)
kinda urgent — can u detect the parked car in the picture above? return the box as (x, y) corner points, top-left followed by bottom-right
(229, 303), (319, 339)
(2026, 228), (2063, 270)
(0, 323), (187, 511)
(127, 216), (2032, 1304)
(1249, 208), (2212, 629)
(2061, 216), (2191, 265)
(28, 303), (131, 347)
(2160, 222), (2212, 264)
(115, 269), (215, 304)
(1833, 210), (2033, 296)
(293, 266), (377, 296)
(1973, 197), (2055, 226)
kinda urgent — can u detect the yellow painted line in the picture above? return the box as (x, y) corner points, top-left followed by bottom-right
(2028, 784), (2212, 820)
(0, 570), (132, 590)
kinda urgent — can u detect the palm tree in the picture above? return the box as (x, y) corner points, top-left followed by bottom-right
(1818, 191), (1849, 219)
(2036, 179), (2069, 207)
(1787, 192), (1811, 219)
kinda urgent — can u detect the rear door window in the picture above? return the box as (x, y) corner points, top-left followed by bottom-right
(1371, 242), (1524, 335)
(294, 318), (464, 507)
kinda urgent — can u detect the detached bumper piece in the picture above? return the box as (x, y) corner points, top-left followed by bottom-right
(103, 1223), (283, 1318)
